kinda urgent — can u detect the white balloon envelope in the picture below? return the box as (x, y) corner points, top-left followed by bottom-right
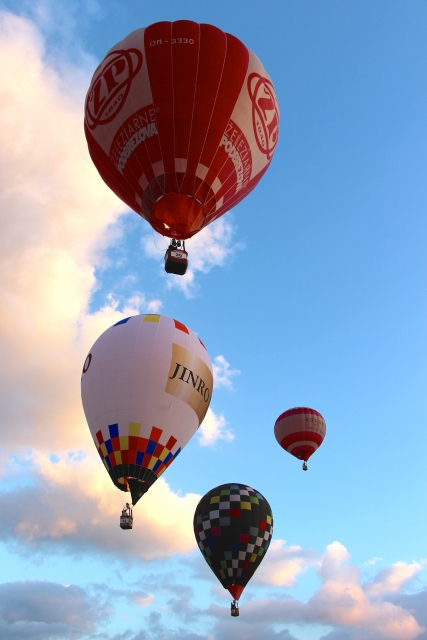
(81, 314), (213, 505)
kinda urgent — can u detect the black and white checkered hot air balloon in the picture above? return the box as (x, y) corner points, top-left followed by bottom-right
(194, 482), (273, 615)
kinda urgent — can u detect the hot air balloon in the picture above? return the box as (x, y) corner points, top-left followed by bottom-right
(194, 483), (273, 616)
(81, 314), (213, 527)
(84, 20), (279, 273)
(274, 407), (326, 470)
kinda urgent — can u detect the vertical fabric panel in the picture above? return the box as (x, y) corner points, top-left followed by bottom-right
(171, 21), (200, 183)
(144, 22), (175, 175)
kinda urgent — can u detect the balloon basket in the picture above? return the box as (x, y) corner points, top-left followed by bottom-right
(164, 241), (188, 275)
(120, 515), (133, 530)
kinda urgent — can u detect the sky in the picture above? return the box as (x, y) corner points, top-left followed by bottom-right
(0, 0), (426, 639)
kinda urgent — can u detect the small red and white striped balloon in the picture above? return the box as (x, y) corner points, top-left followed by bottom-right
(274, 408), (326, 468)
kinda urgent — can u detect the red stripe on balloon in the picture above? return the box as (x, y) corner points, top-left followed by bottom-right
(275, 407), (324, 424)
(197, 33), (249, 176)
(144, 23), (175, 176)
(182, 24), (227, 193)
(288, 444), (316, 462)
(171, 20), (200, 183)
(280, 431), (324, 450)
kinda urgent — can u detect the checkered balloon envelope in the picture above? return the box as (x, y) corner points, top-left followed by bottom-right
(193, 483), (273, 601)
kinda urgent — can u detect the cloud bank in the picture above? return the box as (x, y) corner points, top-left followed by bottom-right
(211, 542), (424, 640)
(0, 10), (137, 455)
(0, 452), (201, 561)
(0, 580), (105, 639)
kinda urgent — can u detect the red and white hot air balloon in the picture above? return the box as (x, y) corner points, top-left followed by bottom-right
(84, 20), (279, 272)
(274, 408), (326, 470)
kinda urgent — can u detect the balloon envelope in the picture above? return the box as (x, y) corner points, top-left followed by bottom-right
(84, 20), (279, 239)
(81, 314), (213, 504)
(194, 483), (273, 601)
(274, 407), (326, 463)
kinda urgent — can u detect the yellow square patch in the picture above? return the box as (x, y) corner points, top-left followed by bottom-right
(266, 515), (272, 525)
(100, 443), (107, 457)
(250, 553), (257, 563)
(114, 451), (122, 465)
(128, 422), (141, 437)
(119, 436), (129, 450)
(210, 496), (220, 504)
(143, 314), (160, 323)
(148, 456), (157, 470)
(159, 448), (168, 461)
(240, 501), (251, 510)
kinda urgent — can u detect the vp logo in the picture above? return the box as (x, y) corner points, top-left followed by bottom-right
(248, 73), (279, 159)
(85, 48), (143, 130)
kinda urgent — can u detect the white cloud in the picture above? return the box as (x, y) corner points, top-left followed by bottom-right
(364, 557), (383, 566)
(305, 542), (425, 639)
(142, 217), (242, 297)
(126, 293), (162, 314)
(129, 592), (155, 609)
(198, 408), (234, 447)
(364, 561), (424, 598)
(0, 451), (201, 561)
(212, 355), (240, 390)
(0, 580), (106, 639)
(254, 539), (319, 587)
(204, 542), (425, 640)
(0, 11), (160, 456)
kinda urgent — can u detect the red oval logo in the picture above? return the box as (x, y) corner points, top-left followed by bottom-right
(85, 48), (143, 130)
(248, 73), (279, 159)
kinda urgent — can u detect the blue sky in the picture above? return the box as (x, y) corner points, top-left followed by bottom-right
(0, 1), (426, 639)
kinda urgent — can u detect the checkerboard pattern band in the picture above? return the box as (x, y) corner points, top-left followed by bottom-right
(96, 423), (181, 493)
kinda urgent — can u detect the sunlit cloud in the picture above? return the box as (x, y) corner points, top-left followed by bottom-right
(0, 452), (201, 561)
(0, 11), (161, 456)
(307, 542), (424, 639)
(254, 539), (319, 587)
(203, 542), (425, 640)
(129, 592), (155, 609)
(364, 557), (383, 566)
(364, 561), (424, 598)
(142, 217), (243, 298)
(212, 355), (240, 390)
(198, 408), (234, 447)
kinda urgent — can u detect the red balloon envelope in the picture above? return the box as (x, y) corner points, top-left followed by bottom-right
(84, 21), (279, 239)
(274, 407), (326, 466)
